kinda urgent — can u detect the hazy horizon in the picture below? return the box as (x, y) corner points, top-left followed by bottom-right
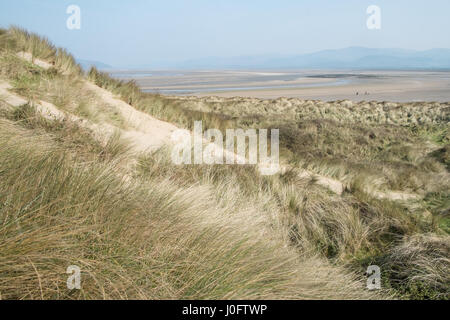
(87, 46), (450, 70)
(1, 0), (450, 68)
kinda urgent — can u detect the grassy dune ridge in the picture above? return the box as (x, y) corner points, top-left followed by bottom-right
(0, 27), (448, 299)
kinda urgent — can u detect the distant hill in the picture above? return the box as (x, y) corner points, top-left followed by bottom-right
(77, 59), (112, 71)
(175, 47), (450, 70)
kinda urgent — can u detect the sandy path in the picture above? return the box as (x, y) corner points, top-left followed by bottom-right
(372, 190), (420, 201)
(0, 81), (28, 106)
(297, 170), (344, 195)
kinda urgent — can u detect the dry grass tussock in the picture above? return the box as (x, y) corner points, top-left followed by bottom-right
(378, 234), (449, 299)
(0, 116), (380, 300)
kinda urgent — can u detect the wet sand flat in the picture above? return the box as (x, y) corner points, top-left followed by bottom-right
(109, 70), (450, 102)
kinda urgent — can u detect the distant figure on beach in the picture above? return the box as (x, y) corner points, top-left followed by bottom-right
(356, 92), (359, 96)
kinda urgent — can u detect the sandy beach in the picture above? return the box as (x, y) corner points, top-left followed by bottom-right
(199, 76), (450, 102)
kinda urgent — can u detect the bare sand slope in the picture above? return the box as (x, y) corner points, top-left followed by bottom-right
(0, 80), (117, 145)
(0, 79), (176, 153)
(9, 53), (180, 152)
(84, 81), (178, 152)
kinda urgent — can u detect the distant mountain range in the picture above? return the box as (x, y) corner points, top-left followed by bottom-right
(84, 47), (450, 70)
(175, 47), (450, 70)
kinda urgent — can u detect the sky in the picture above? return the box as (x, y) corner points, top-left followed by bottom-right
(0, 0), (449, 68)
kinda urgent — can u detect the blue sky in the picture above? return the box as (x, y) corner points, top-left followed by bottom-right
(1, 0), (449, 67)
